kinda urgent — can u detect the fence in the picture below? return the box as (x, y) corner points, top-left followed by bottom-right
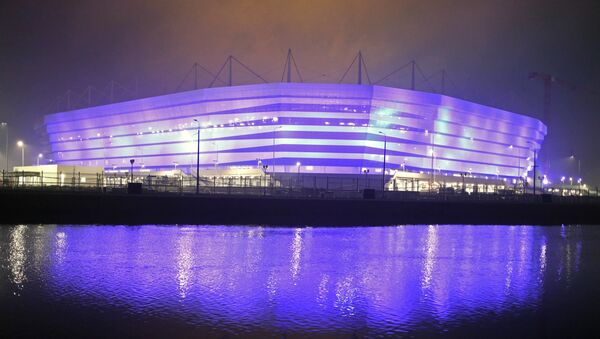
(1, 170), (599, 202)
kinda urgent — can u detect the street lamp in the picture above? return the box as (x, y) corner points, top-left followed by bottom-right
(296, 161), (301, 188)
(193, 119), (201, 194)
(37, 153), (43, 166)
(526, 141), (537, 195)
(272, 125), (282, 174)
(17, 140), (24, 166)
(378, 131), (387, 193)
(569, 154), (581, 178)
(460, 172), (467, 193)
(213, 141), (219, 168)
(429, 135), (435, 192)
(1, 122), (7, 172)
(129, 159), (135, 182)
(363, 168), (370, 189)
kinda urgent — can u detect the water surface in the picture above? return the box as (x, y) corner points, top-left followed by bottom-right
(1, 225), (599, 338)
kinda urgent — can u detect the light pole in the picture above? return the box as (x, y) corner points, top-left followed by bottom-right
(378, 131), (387, 193)
(430, 134), (435, 193)
(17, 140), (24, 166)
(194, 119), (201, 194)
(363, 168), (370, 189)
(296, 161), (301, 188)
(213, 141), (219, 168)
(129, 159), (135, 182)
(37, 153), (43, 166)
(533, 147), (537, 195)
(272, 125), (281, 174)
(1, 122), (7, 172)
(525, 141), (537, 195)
(570, 154), (581, 178)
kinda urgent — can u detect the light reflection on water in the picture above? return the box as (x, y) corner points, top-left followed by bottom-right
(0, 225), (597, 337)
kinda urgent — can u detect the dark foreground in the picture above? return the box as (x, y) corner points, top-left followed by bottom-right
(1, 190), (600, 225)
(2, 224), (600, 338)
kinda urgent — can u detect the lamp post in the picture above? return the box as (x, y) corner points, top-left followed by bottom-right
(129, 159), (135, 182)
(37, 153), (43, 166)
(570, 155), (581, 178)
(533, 147), (537, 195)
(296, 161), (301, 188)
(17, 140), (24, 166)
(569, 177), (573, 195)
(262, 164), (269, 188)
(363, 168), (370, 189)
(378, 131), (387, 193)
(430, 134), (435, 193)
(272, 125), (281, 174)
(213, 141), (219, 168)
(194, 119), (201, 194)
(525, 141), (537, 195)
(1, 122), (7, 172)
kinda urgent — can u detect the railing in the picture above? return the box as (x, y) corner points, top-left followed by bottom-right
(1, 170), (599, 202)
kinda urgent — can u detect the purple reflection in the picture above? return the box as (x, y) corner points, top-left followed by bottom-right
(3, 225), (590, 336)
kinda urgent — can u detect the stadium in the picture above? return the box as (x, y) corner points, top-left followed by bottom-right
(42, 82), (547, 192)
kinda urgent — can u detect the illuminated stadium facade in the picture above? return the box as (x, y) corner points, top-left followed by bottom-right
(44, 83), (546, 182)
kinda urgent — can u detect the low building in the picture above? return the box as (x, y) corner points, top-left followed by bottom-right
(10, 165), (104, 187)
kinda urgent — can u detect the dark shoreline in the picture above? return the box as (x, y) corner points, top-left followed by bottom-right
(2, 190), (600, 226)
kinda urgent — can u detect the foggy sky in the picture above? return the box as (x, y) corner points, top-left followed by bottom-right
(1, 0), (599, 182)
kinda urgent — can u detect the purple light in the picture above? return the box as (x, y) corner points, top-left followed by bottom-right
(15, 225), (577, 333)
(44, 83), (546, 178)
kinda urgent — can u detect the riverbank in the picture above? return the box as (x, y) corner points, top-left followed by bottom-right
(1, 189), (599, 225)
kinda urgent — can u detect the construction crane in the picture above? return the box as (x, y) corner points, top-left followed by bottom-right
(529, 72), (599, 126)
(528, 72), (599, 176)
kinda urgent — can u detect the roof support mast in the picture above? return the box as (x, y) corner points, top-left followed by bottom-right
(286, 49), (292, 83)
(358, 51), (363, 85)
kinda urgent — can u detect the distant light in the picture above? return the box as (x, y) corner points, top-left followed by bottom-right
(38, 153), (43, 158)
(17, 140), (23, 147)
(296, 162), (301, 167)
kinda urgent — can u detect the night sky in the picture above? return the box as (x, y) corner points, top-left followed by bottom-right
(1, 0), (599, 183)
